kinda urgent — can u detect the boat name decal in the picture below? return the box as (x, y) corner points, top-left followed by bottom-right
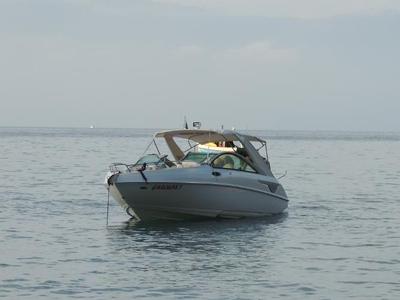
(152, 184), (183, 191)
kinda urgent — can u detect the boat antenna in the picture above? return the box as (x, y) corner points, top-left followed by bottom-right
(183, 116), (188, 129)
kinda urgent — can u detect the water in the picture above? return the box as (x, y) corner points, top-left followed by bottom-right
(1, 127), (399, 299)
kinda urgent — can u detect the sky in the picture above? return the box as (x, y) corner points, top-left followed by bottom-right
(1, 0), (399, 131)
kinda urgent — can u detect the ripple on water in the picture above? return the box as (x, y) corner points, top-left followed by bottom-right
(2, 128), (400, 299)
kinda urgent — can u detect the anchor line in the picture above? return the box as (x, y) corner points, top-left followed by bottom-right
(106, 187), (110, 227)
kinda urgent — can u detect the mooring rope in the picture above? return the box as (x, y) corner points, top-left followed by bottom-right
(106, 187), (110, 227)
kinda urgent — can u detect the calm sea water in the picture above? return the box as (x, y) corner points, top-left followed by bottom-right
(1, 127), (399, 299)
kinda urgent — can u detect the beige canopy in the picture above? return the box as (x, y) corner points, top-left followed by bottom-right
(154, 129), (264, 144)
(153, 129), (271, 176)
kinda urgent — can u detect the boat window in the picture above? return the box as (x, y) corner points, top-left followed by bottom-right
(211, 154), (256, 173)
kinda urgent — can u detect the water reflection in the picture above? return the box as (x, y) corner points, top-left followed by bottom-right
(106, 213), (288, 255)
(120, 213), (287, 231)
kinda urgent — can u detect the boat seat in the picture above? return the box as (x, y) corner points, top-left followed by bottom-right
(223, 163), (234, 169)
(212, 156), (225, 167)
(223, 156), (234, 169)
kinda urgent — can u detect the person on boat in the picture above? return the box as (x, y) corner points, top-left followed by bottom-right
(235, 147), (254, 165)
(217, 140), (235, 147)
(236, 146), (248, 157)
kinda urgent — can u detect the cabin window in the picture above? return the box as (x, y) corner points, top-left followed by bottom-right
(211, 154), (256, 173)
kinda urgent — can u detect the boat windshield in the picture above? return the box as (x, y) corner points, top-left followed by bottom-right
(211, 153), (257, 173)
(181, 152), (217, 163)
(135, 154), (165, 165)
(132, 154), (175, 169)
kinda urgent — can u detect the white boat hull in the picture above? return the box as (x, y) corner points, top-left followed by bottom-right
(106, 165), (288, 221)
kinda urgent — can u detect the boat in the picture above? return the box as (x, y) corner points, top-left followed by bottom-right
(104, 128), (289, 221)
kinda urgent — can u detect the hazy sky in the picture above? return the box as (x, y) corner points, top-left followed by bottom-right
(1, 0), (399, 131)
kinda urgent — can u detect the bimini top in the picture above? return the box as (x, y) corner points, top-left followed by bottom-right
(153, 129), (264, 144)
(153, 129), (272, 176)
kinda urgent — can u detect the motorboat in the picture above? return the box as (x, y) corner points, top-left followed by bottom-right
(104, 127), (289, 221)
